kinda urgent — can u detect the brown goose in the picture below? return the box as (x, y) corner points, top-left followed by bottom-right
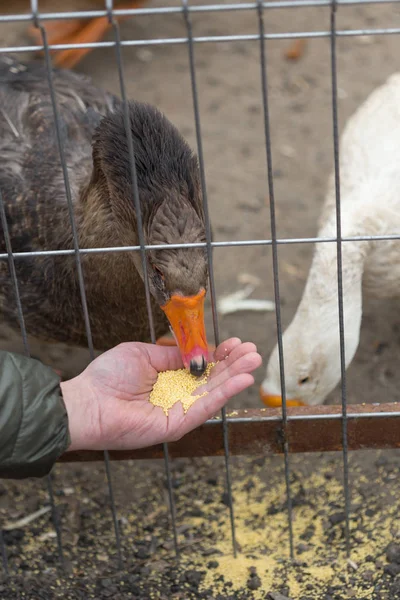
(0, 55), (210, 375)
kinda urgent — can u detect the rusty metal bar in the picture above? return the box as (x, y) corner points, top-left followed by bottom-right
(60, 403), (400, 462)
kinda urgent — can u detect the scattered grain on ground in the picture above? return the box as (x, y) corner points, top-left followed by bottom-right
(2, 452), (399, 599)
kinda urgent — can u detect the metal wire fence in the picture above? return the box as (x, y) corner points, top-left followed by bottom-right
(0, 0), (399, 578)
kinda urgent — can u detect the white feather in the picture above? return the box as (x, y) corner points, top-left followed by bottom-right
(262, 73), (400, 406)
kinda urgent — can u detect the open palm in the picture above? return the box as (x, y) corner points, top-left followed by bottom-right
(63, 338), (261, 452)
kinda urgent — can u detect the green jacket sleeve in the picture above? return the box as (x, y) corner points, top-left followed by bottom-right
(0, 351), (71, 479)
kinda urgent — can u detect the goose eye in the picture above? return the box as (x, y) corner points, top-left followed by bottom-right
(299, 377), (310, 385)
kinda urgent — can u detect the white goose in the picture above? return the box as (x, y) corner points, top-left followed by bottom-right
(261, 73), (400, 407)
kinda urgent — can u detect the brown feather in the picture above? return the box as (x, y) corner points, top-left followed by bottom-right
(0, 55), (208, 351)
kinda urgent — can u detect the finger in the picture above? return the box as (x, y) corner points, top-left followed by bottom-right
(137, 343), (184, 373)
(167, 373), (255, 441)
(137, 338), (245, 373)
(213, 337), (242, 362)
(201, 342), (259, 389)
(214, 341), (258, 376)
(202, 373), (256, 413)
(135, 339), (244, 373)
(198, 351), (261, 396)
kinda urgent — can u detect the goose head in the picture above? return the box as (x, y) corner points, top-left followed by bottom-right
(260, 246), (364, 406)
(90, 101), (209, 375)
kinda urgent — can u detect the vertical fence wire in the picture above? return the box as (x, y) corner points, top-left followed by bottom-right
(30, 0), (122, 569)
(182, 0), (237, 557)
(0, 189), (24, 575)
(0, 187), (65, 569)
(0, 196), (29, 358)
(105, 1), (179, 557)
(0, 529), (8, 576)
(256, 0), (294, 558)
(0, 0), (361, 574)
(329, 0), (351, 556)
(46, 474), (65, 567)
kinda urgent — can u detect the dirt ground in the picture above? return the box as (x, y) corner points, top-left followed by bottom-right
(1, 1), (400, 598)
(1, 451), (400, 599)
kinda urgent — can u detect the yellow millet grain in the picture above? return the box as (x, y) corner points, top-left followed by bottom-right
(149, 362), (216, 416)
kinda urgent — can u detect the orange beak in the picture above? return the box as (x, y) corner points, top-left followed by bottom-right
(161, 289), (209, 376)
(259, 387), (305, 408)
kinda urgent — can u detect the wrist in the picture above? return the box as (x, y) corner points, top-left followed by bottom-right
(61, 374), (98, 452)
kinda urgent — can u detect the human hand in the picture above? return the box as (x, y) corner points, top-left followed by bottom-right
(61, 338), (261, 451)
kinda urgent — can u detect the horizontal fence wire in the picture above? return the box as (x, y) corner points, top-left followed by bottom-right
(0, 0), (400, 23)
(4, 27), (400, 55)
(213, 408), (400, 421)
(1, 233), (400, 260)
(60, 404), (400, 461)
